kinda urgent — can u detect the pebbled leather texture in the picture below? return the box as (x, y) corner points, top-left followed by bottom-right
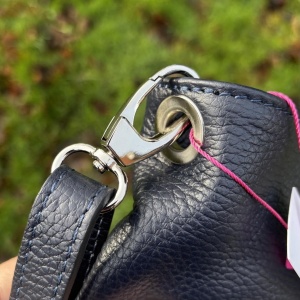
(78, 78), (300, 300)
(10, 165), (115, 300)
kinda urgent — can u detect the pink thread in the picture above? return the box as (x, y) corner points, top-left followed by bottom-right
(268, 91), (300, 151)
(188, 91), (300, 270)
(286, 259), (294, 270)
(189, 129), (288, 229)
(188, 91), (300, 229)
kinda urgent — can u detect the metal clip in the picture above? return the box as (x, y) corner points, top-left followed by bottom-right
(51, 143), (127, 212)
(101, 64), (199, 167)
(51, 65), (199, 212)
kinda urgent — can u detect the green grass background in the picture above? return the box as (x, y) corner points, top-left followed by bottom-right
(1, 0), (300, 260)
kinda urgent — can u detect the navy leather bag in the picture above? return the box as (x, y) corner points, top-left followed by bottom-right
(10, 71), (300, 299)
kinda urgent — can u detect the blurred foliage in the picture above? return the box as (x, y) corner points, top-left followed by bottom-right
(0, 0), (300, 260)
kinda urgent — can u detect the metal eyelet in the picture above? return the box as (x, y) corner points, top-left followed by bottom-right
(156, 95), (204, 164)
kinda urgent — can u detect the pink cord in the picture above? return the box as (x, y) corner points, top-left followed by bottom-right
(189, 129), (288, 229)
(268, 91), (300, 151)
(189, 91), (300, 229)
(188, 91), (300, 271)
(286, 259), (293, 270)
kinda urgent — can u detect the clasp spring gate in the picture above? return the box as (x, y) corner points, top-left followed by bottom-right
(51, 65), (200, 212)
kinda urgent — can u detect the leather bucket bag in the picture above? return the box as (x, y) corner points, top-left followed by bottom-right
(9, 66), (300, 299)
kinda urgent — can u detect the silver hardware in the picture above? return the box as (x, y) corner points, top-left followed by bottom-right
(51, 65), (199, 212)
(156, 95), (204, 164)
(101, 65), (199, 167)
(51, 143), (127, 212)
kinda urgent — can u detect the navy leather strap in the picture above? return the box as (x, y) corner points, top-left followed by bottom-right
(10, 165), (115, 300)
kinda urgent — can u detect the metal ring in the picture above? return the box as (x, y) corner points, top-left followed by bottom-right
(156, 95), (204, 164)
(51, 143), (128, 212)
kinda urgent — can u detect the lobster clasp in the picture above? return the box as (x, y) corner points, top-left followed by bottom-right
(101, 65), (199, 167)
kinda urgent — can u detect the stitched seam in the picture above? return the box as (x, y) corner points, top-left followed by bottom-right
(16, 170), (67, 299)
(51, 188), (103, 299)
(84, 216), (104, 277)
(159, 83), (293, 115)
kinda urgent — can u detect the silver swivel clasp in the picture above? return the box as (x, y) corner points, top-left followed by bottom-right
(51, 65), (200, 212)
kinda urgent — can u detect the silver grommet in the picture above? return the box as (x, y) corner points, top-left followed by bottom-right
(156, 95), (204, 164)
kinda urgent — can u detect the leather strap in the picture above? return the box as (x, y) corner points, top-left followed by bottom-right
(10, 165), (115, 300)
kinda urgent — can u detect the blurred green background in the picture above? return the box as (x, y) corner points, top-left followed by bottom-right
(0, 0), (300, 260)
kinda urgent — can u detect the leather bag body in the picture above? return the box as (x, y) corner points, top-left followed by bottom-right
(78, 78), (300, 299)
